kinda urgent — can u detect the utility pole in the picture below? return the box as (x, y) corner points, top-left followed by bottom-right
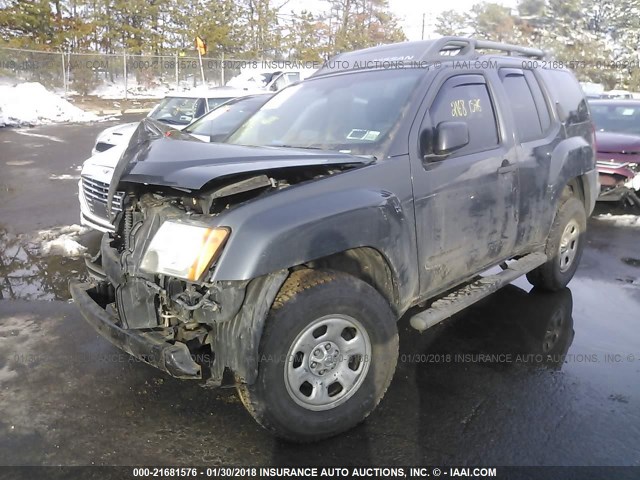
(198, 49), (206, 87)
(421, 13), (426, 40)
(61, 49), (67, 98)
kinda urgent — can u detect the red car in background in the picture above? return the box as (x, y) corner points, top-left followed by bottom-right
(594, 131), (640, 205)
(590, 99), (640, 206)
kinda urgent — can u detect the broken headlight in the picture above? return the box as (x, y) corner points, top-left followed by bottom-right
(140, 222), (230, 281)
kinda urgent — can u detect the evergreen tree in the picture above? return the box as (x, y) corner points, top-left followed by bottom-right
(0, 0), (60, 47)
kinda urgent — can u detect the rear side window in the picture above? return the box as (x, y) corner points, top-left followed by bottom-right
(542, 70), (589, 124)
(499, 69), (549, 142)
(524, 71), (551, 132)
(429, 77), (499, 154)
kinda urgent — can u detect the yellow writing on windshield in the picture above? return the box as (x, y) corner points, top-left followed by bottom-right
(451, 98), (482, 117)
(469, 98), (481, 113)
(451, 100), (467, 117)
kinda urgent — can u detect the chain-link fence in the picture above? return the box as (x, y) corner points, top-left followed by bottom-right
(0, 47), (259, 98)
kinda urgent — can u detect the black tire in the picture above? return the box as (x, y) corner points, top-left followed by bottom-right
(236, 268), (398, 442)
(527, 196), (586, 291)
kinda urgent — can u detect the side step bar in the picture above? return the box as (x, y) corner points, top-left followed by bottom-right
(410, 252), (548, 332)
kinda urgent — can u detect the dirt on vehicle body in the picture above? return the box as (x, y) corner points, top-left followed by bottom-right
(70, 37), (598, 442)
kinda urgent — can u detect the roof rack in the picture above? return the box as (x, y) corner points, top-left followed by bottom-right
(312, 37), (547, 77)
(432, 37), (545, 60)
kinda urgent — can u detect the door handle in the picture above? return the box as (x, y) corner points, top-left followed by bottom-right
(498, 159), (516, 174)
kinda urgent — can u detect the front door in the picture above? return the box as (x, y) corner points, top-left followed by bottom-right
(411, 73), (519, 297)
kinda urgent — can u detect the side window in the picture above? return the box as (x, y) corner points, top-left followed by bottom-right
(499, 70), (544, 142)
(207, 97), (231, 110)
(541, 70), (589, 124)
(429, 77), (499, 155)
(524, 70), (551, 132)
(285, 72), (300, 84)
(269, 72), (300, 91)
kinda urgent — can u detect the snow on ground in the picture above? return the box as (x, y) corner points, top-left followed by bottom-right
(0, 82), (99, 127)
(90, 79), (219, 99)
(14, 130), (65, 142)
(91, 80), (171, 99)
(89, 76), (234, 99)
(35, 225), (89, 257)
(49, 174), (80, 180)
(594, 213), (640, 228)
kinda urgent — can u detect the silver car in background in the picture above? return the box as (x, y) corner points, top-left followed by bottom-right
(91, 88), (261, 155)
(79, 93), (273, 233)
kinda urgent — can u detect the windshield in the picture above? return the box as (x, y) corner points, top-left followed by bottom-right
(590, 102), (640, 135)
(226, 69), (423, 153)
(185, 95), (272, 139)
(150, 97), (201, 125)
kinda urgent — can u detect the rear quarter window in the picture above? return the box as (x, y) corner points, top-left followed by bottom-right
(541, 70), (589, 124)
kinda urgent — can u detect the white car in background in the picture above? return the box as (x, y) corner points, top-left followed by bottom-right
(225, 69), (314, 92)
(79, 93), (273, 233)
(91, 87), (261, 154)
(79, 143), (129, 232)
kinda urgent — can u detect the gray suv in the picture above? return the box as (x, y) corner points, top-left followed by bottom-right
(70, 37), (598, 442)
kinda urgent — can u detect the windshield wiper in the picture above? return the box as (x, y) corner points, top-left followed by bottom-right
(271, 144), (324, 150)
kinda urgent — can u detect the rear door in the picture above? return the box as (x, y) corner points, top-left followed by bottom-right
(410, 73), (519, 297)
(497, 68), (555, 249)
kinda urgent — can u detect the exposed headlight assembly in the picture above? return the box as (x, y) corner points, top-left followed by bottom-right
(140, 222), (230, 281)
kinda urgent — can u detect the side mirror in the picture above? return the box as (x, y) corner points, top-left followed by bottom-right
(434, 121), (469, 155)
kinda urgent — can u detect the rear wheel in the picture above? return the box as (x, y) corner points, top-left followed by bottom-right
(237, 269), (398, 442)
(527, 196), (586, 291)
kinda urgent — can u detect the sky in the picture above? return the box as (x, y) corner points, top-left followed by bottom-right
(286, 0), (519, 41)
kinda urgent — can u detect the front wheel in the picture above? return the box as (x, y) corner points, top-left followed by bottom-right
(527, 196), (587, 291)
(237, 269), (398, 442)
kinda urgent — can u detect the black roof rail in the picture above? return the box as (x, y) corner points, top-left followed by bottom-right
(470, 38), (545, 59)
(312, 37), (547, 77)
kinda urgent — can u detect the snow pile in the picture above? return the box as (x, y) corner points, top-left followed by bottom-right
(594, 213), (640, 228)
(35, 225), (89, 257)
(90, 78), (227, 99)
(0, 82), (99, 127)
(91, 80), (171, 99)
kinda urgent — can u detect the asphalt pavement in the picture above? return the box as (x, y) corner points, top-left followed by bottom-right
(0, 121), (639, 467)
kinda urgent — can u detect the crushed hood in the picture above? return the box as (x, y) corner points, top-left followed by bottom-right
(107, 119), (371, 212)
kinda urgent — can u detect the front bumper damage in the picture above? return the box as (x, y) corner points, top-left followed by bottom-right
(70, 270), (288, 385)
(596, 162), (640, 205)
(69, 198), (289, 386)
(70, 281), (201, 379)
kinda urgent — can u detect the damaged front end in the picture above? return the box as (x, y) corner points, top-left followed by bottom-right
(71, 191), (288, 386)
(595, 131), (640, 206)
(70, 119), (369, 386)
(597, 160), (640, 206)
